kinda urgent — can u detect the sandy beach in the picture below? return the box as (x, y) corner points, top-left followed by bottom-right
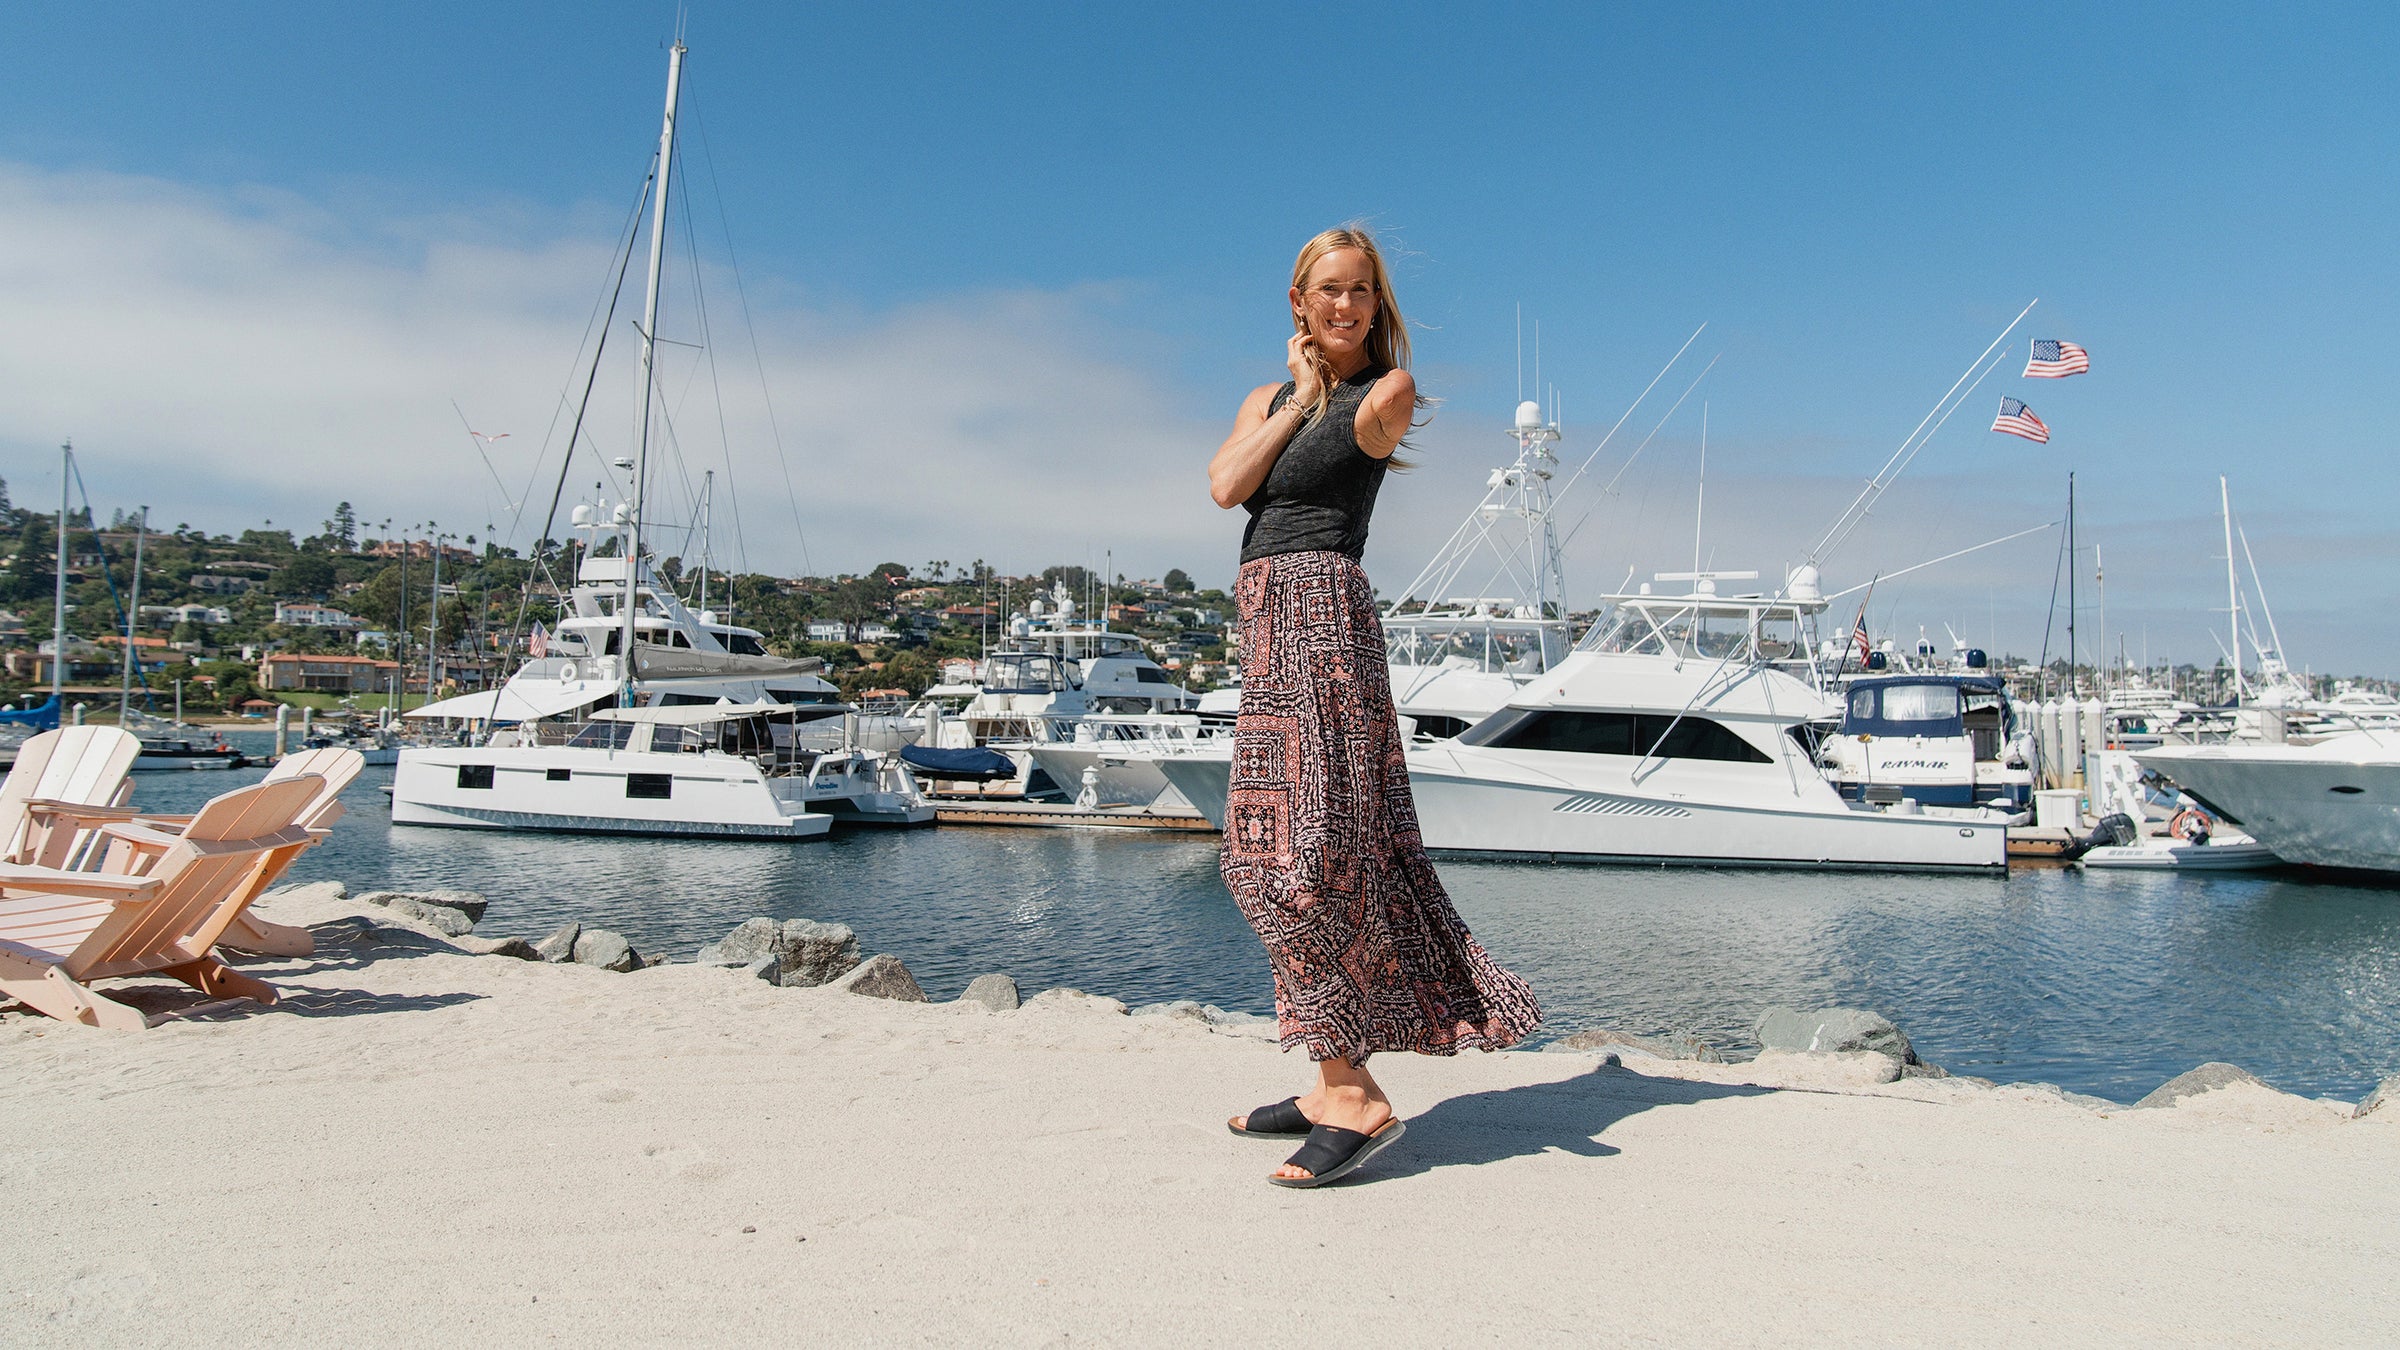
(3, 885), (2394, 1347)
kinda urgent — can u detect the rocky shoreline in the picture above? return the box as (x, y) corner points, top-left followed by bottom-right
(320, 879), (2399, 1120)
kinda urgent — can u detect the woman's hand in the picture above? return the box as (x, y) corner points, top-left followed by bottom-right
(1285, 331), (1326, 409)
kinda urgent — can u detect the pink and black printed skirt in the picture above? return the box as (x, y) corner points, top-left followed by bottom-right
(1219, 550), (1542, 1065)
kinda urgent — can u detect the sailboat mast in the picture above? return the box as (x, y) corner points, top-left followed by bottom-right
(53, 443), (70, 705)
(2066, 471), (2077, 697)
(120, 506), (146, 720)
(2220, 475), (2242, 700)
(621, 38), (686, 697)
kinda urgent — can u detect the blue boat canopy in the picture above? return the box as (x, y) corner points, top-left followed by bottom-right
(898, 744), (1018, 781)
(0, 695), (62, 731)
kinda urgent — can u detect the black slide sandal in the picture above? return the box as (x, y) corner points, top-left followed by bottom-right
(1228, 1096), (1311, 1138)
(1268, 1119), (1406, 1188)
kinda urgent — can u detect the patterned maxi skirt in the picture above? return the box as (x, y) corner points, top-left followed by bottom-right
(1219, 549), (1542, 1065)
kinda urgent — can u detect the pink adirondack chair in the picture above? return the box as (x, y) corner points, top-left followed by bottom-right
(17, 747), (366, 958)
(0, 727), (142, 869)
(0, 776), (322, 1030)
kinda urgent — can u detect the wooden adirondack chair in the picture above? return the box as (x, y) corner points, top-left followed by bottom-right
(0, 727), (142, 869)
(13, 747), (365, 958)
(0, 776), (322, 1030)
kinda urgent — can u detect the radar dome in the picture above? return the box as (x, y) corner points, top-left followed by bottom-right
(1786, 564), (1822, 601)
(570, 504), (594, 527)
(1514, 400), (1544, 432)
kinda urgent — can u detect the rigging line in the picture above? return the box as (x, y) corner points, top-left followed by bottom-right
(64, 462), (141, 694)
(690, 96), (806, 576)
(1814, 344), (2014, 564)
(1557, 354), (1720, 555)
(1808, 299), (2036, 565)
(676, 153), (751, 580)
(511, 172), (653, 561)
(448, 400), (527, 533)
(516, 161), (654, 638)
(1546, 322), (1706, 512)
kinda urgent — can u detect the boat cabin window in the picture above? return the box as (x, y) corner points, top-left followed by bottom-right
(669, 631), (691, 648)
(1134, 668), (1171, 684)
(658, 693), (720, 707)
(986, 653), (1068, 692)
(1844, 684), (1966, 738)
(771, 688), (839, 705)
(725, 633), (768, 656)
(1458, 708), (1771, 763)
(566, 722), (634, 750)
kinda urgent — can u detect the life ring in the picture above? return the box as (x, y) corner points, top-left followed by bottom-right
(558, 661), (578, 682)
(2168, 807), (2214, 844)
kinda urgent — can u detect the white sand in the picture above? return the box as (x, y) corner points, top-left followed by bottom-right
(3, 887), (2394, 1346)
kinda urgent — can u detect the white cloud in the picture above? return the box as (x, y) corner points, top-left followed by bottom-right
(2, 160), (2389, 674)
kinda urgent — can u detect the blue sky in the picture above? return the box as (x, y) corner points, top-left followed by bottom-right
(4, 3), (2395, 672)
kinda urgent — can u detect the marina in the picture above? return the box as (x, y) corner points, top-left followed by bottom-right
(113, 734), (2400, 1106)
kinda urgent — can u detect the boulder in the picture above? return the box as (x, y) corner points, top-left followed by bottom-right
(572, 929), (641, 973)
(1994, 1081), (2117, 1113)
(533, 923), (581, 963)
(2135, 1062), (2268, 1110)
(1755, 1007), (1921, 1067)
(1021, 987), (1129, 1017)
(1555, 1027), (1725, 1063)
(696, 917), (859, 988)
(2357, 1074), (2400, 1119)
(1743, 1049), (1904, 1090)
(357, 893), (476, 937)
(261, 879), (347, 906)
(357, 889), (488, 924)
(827, 954), (926, 1002)
(958, 974), (1020, 1012)
(451, 935), (541, 960)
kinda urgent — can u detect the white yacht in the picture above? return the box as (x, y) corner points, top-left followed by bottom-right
(2136, 731), (2400, 875)
(1818, 672), (2035, 815)
(1162, 575), (2011, 870)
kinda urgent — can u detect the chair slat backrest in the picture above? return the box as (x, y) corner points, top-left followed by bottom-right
(263, 747), (366, 829)
(64, 776), (321, 980)
(0, 728), (142, 864)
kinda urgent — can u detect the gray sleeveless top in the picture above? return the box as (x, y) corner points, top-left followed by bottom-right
(1239, 364), (1392, 564)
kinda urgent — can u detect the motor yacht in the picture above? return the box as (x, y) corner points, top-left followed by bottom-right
(2136, 731), (2400, 874)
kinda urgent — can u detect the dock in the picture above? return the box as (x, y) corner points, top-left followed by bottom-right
(933, 800), (1218, 832)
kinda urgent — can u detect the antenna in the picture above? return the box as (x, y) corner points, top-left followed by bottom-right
(1515, 304), (1523, 405)
(1693, 402), (1708, 579)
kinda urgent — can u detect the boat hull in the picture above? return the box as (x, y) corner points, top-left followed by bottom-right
(1152, 746), (2006, 871)
(2136, 740), (2400, 874)
(392, 746), (833, 840)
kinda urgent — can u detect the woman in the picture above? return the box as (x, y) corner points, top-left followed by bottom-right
(1207, 226), (1541, 1188)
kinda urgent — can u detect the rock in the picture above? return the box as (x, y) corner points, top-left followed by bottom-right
(533, 923), (581, 963)
(572, 929), (641, 973)
(696, 917), (860, 988)
(1129, 999), (1272, 1029)
(1555, 1027), (1725, 1062)
(261, 879), (347, 905)
(1743, 1049), (1904, 1090)
(355, 892), (476, 937)
(357, 889), (487, 926)
(1755, 1007), (1921, 1067)
(2135, 1062), (2269, 1109)
(737, 957), (778, 983)
(958, 974), (1020, 1011)
(1021, 987), (1129, 1017)
(827, 954), (926, 1002)
(451, 935), (541, 960)
(2357, 1074), (2400, 1119)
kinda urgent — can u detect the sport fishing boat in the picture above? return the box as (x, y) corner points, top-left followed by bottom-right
(1162, 573), (2011, 870)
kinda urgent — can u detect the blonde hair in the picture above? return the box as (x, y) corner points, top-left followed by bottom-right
(1288, 224), (1429, 466)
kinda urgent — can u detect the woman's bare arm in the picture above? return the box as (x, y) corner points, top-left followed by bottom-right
(1209, 380), (1309, 509)
(1353, 367), (1418, 460)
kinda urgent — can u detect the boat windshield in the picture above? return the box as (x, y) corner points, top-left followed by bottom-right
(985, 653), (1070, 692)
(1581, 600), (1814, 664)
(1844, 683), (1965, 738)
(1386, 619), (1567, 674)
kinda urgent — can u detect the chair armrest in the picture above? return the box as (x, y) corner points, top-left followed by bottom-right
(23, 800), (148, 825)
(95, 820), (191, 852)
(0, 866), (158, 897)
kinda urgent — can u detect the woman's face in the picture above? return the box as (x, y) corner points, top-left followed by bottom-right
(1293, 247), (1378, 358)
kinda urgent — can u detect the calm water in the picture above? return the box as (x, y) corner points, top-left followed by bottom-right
(136, 733), (2400, 1105)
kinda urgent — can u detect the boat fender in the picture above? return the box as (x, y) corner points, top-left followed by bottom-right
(2168, 807), (2213, 845)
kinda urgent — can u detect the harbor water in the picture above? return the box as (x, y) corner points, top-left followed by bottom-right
(134, 738), (2400, 1106)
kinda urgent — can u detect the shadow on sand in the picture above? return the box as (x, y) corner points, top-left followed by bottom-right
(1365, 1061), (1774, 1182)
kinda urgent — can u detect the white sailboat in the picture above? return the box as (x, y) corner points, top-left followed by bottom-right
(390, 38), (929, 839)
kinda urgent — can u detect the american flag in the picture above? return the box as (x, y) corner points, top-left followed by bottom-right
(529, 621), (549, 658)
(2024, 339), (2089, 378)
(1850, 613), (1871, 668)
(1992, 397), (2051, 443)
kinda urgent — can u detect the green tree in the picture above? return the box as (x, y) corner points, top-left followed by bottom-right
(270, 554), (337, 598)
(1164, 568), (1194, 593)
